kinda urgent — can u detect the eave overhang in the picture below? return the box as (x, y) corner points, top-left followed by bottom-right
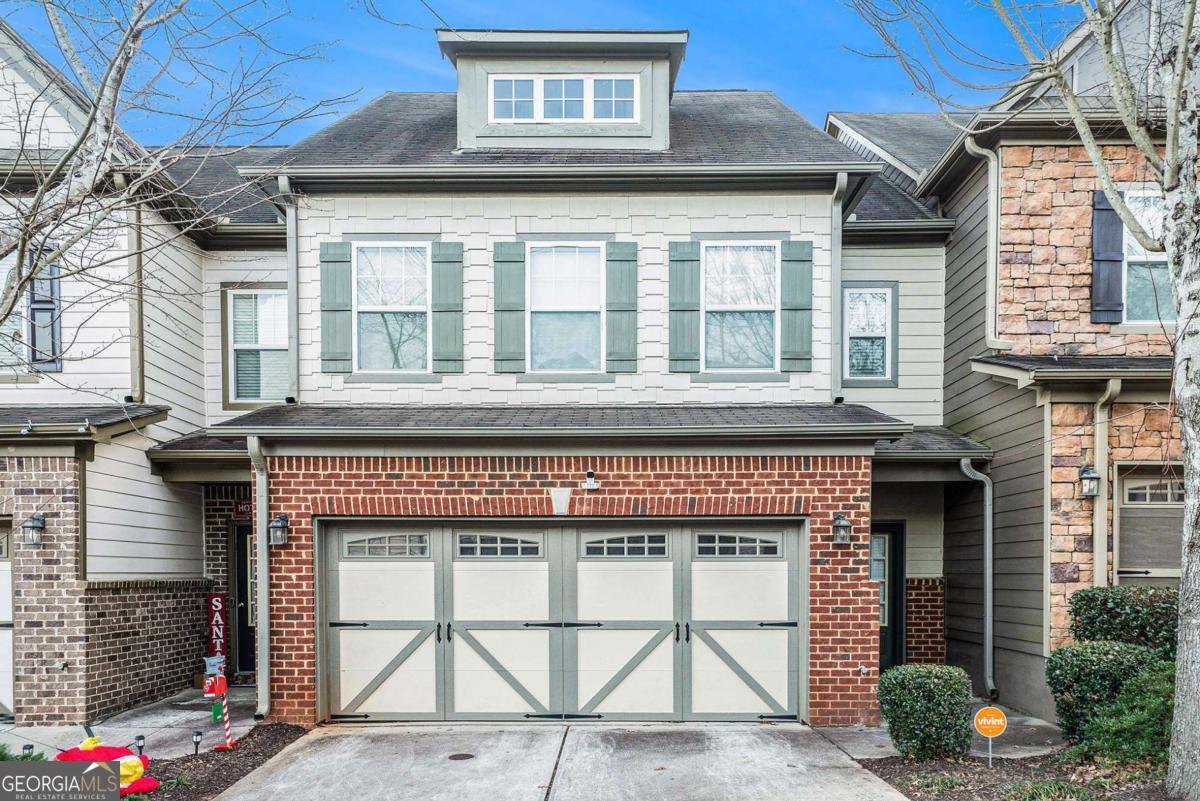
(970, 358), (1172, 389)
(843, 218), (957, 244)
(0, 408), (169, 442)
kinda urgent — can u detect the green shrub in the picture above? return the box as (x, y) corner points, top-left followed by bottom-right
(877, 664), (973, 760)
(1069, 586), (1179, 659)
(1076, 660), (1174, 765)
(1045, 641), (1159, 742)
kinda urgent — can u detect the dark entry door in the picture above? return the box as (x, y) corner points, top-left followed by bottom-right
(871, 524), (905, 671)
(233, 522), (256, 674)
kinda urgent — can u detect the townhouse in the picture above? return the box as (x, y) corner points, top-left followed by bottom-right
(0, 17), (1179, 727)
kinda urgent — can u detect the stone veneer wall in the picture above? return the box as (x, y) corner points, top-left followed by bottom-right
(261, 454), (879, 726)
(1047, 400), (1180, 647)
(904, 577), (946, 664)
(998, 144), (1173, 356)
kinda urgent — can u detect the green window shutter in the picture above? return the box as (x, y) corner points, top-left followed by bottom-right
(319, 241), (352, 373)
(431, 241), (465, 373)
(493, 241), (526, 373)
(780, 240), (813, 372)
(668, 240), (701, 373)
(605, 241), (638, 373)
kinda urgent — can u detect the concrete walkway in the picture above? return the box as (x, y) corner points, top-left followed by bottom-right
(0, 687), (256, 760)
(817, 703), (1064, 761)
(214, 722), (912, 801)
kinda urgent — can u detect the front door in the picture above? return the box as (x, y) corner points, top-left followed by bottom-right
(232, 522), (256, 675)
(872, 524), (905, 671)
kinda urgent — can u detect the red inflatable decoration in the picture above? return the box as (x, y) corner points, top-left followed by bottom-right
(56, 738), (160, 797)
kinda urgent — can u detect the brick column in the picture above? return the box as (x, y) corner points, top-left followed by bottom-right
(0, 454), (88, 724)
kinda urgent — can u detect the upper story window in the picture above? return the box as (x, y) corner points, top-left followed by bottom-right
(1, 250), (61, 373)
(353, 243), (432, 373)
(527, 243), (604, 372)
(489, 74), (640, 124)
(843, 285), (895, 383)
(1123, 190), (1172, 324)
(701, 242), (779, 371)
(229, 288), (287, 402)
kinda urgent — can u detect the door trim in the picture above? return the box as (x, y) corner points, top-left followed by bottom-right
(872, 521), (906, 671)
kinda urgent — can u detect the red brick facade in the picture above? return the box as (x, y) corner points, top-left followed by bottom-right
(1, 453), (211, 723)
(904, 577), (945, 664)
(260, 454), (879, 726)
(203, 484), (252, 598)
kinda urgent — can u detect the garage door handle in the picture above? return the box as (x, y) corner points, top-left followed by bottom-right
(757, 621), (798, 628)
(685, 623), (690, 643)
(436, 623), (442, 642)
(446, 623), (453, 641)
(675, 623), (680, 642)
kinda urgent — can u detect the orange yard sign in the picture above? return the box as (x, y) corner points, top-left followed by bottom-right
(974, 706), (1008, 738)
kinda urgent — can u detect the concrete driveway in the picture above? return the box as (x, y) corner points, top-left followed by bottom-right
(214, 723), (910, 801)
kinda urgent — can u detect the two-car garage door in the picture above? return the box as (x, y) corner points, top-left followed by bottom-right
(323, 524), (803, 722)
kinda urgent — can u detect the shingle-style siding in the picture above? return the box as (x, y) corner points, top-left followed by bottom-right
(843, 245), (946, 424)
(295, 192), (836, 404)
(942, 163), (1051, 719)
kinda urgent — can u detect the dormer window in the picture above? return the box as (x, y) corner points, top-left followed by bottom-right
(488, 74), (640, 124)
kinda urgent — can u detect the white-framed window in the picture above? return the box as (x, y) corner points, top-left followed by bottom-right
(352, 242), (432, 373)
(700, 241), (780, 372)
(843, 286), (894, 381)
(695, 532), (781, 558)
(1123, 189), (1172, 324)
(228, 288), (288, 402)
(526, 242), (605, 373)
(1124, 477), (1185, 505)
(457, 533), (543, 558)
(582, 533), (668, 558)
(342, 532), (430, 559)
(488, 74), (640, 124)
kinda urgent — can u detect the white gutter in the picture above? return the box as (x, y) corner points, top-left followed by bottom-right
(831, 172), (849, 398)
(1093, 378), (1122, 587)
(963, 136), (1014, 352)
(959, 458), (998, 698)
(278, 177), (299, 399)
(247, 435), (271, 720)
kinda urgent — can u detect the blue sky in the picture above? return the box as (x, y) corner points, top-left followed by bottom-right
(7, 0), (1072, 143)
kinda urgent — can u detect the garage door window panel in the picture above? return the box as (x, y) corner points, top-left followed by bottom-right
(581, 533), (668, 558)
(456, 533), (543, 558)
(695, 532), (782, 558)
(342, 532), (430, 559)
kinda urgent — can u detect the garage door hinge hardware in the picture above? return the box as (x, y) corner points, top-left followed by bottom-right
(757, 621), (798, 628)
(757, 714), (796, 721)
(329, 621), (369, 628)
(331, 714), (371, 720)
(1117, 569), (1152, 576)
(524, 713), (604, 720)
(522, 621), (604, 628)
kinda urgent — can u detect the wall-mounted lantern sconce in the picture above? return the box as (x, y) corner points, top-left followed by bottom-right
(268, 513), (290, 546)
(831, 513), (853, 545)
(1079, 465), (1101, 498)
(21, 513), (45, 547)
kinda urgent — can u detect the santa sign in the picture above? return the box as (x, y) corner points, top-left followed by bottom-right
(208, 593), (228, 658)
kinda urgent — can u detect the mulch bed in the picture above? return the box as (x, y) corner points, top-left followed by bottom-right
(136, 724), (307, 801)
(864, 754), (1175, 801)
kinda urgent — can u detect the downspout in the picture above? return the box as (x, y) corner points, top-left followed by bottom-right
(959, 458), (998, 698)
(247, 435), (271, 720)
(278, 176), (299, 400)
(121, 176), (145, 403)
(831, 171), (849, 398)
(1093, 378), (1122, 586)
(963, 137), (1014, 352)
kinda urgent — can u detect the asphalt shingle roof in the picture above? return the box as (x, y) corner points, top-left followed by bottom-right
(161, 147), (284, 225)
(852, 174), (939, 222)
(152, 432), (248, 452)
(212, 403), (904, 433)
(831, 112), (970, 175)
(875, 426), (991, 458)
(973, 355), (1174, 372)
(264, 91), (865, 169)
(0, 404), (168, 428)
